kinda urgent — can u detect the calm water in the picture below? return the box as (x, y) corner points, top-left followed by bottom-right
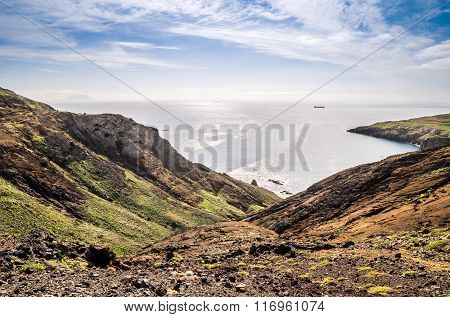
(55, 101), (449, 196)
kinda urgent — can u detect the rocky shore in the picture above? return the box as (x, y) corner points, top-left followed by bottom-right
(348, 114), (450, 150)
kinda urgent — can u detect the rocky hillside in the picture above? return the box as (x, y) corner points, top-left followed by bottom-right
(0, 88), (279, 254)
(348, 114), (450, 150)
(249, 146), (449, 242)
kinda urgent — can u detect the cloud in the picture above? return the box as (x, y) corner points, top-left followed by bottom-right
(0, 44), (188, 69)
(33, 68), (61, 73)
(1, 0), (449, 73)
(415, 40), (450, 69)
(110, 41), (181, 50)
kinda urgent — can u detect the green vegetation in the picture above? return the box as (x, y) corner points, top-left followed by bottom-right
(310, 259), (332, 270)
(83, 196), (170, 248)
(249, 264), (266, 269)
(426, 239), (449, 251)
(298, 273), (311, 280)
(198, 190), (244, 219)
(202, 263), (217, 269)
(367, 286), (392, 295)
(248, 204), (265, 214)
(31, 133), (45, 143)
(21, 263), (45, 272)
(123, 171), (222, 229)
(68, 160), (118, 199)
(357, 266), (372, 272)
(402, 270), (417, 277)
(374, 115), (450, 133)
(364, 270), (389, 278)
(0, 176), (166, 255)
(47, 258), (89, 271)
(171, 254), (183, 262)
(313, 277), (334, 285)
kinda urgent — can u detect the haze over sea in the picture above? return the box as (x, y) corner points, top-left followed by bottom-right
(55, 101), (449, 196)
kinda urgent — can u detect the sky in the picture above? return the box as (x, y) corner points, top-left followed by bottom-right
(0, 0), (449, 104)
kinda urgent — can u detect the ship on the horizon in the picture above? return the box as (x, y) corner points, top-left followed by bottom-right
(314, 105), (326, 109)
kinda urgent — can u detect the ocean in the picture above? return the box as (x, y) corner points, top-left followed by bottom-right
(55, 101), (449, 197)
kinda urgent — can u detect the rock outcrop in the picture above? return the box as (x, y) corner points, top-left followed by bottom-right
(348, 114), (450, 150)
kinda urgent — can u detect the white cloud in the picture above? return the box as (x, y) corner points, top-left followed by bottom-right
(0, 44), (188, 69)
(3, 0), (448, 70)
(110, 41), (180, 50)
(415, 40), (450, 69)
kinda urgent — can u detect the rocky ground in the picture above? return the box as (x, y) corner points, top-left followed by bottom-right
(0, 223), (448, 297)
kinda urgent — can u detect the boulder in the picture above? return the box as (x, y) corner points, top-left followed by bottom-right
(85, 245), (116, 267)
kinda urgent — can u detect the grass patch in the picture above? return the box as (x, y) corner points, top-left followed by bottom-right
(364, 270), (389, 278)
(123, 171), (223, 229)
(0, 176), (165, 255)
(21, 263), (45, 272)
(367, 286), (392, 295)
(31, 133), (44, 143)
(426, 239), (449, 252)
(60, 258), (88, 271)
(202, 263), (217, 269)
(310, 259), (332, 270)
(298, 273), (311, 280)
(402, 270), (417, 277)
(249, 264), (266, 269)
(313, 277), (334, 285)
(197, 190), (244, 219)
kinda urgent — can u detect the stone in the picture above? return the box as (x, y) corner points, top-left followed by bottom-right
(121, 275), (134, 284)
(85, 245), (116, 268)
(236, 283), (246, 292)
(133, 278), (152, 289)
(155, 285), (167, 296)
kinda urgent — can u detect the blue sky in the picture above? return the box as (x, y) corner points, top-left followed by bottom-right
(0, 0), (449, 104)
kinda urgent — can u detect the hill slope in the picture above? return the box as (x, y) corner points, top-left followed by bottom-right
(248, 146), (449, 242)
(0, 88), (279, 254)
